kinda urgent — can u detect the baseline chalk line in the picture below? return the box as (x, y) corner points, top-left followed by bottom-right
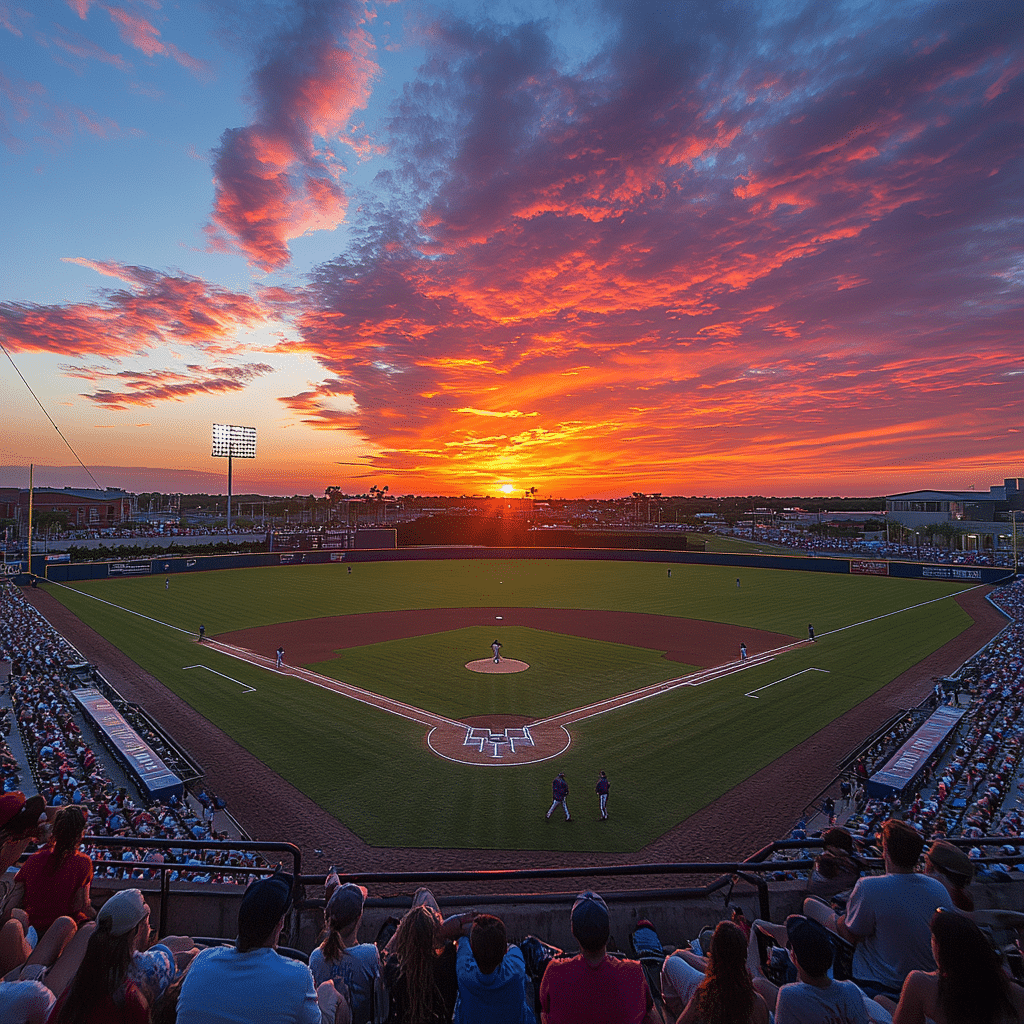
(746, 667), (830, 699)
(184, 664), (256, 693)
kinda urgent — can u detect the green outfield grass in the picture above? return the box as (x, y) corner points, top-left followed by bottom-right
(45, 559), (975, 852)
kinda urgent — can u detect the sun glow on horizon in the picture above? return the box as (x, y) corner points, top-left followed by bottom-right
(500, 484), (515, 494)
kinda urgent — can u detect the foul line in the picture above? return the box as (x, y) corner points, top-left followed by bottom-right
(813, 584), (986, 640)
(745, 667), (830, 699)
(207, 640), (462, 730)
(41, 579), (196, 637)
(183, 664), (256, 693)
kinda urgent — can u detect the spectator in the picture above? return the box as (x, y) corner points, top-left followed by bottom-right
(0, 916), (95, 1007)
(539, 890), (656, 1024)
(805, 819), (952, 999)
(454, 914), (534, 1024)
(808, 828), (862, 899)
(97, 888), (197, 1005)
(0, 977), (56, 1024)
(923, 842), (975, 912)
(877, 909), (1024, 1023)
(773, 915), (867, 1024)
(661, 947), (705, 1019)
(176, 871), (346, 1024)
(10, 806), (93, 935)
(49, 907), (151, 1024)
(309, 883), (383, 1024)
(382, 902), (464, 1023)
(0, 791), (47, 878)
(676, 921), (770, 1024)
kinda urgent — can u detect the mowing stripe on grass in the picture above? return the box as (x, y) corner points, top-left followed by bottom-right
(183, 664), (256, 693)
(745, 667), (830, 699)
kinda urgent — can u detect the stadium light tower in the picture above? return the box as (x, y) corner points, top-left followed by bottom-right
(211, 424), (256, 531)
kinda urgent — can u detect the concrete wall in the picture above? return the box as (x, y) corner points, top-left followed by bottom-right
(89, 877), (1024, 956)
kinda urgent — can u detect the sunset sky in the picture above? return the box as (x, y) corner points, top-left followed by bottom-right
(1, 0), (1021, 499)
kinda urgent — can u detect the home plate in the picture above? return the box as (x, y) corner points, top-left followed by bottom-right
(465, 659), (529, 674)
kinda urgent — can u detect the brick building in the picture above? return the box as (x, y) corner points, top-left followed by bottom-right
(16, 487), (134, 533)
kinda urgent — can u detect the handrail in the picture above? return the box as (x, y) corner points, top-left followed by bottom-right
(8, 833), (1019, 947)
(78, 835), (301, 937)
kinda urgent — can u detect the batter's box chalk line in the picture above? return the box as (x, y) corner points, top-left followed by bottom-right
(745, 667), (830, 699)
(464, 725), (535, 757)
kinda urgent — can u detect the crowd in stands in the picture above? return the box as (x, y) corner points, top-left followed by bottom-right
(7, 820), (1024, 1023)
(737, 525), (1013, 566)
(0, 585), (266, 885)
(759, 577), (1024, 890)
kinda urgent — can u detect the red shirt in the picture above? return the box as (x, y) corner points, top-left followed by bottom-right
(15, 848), (93, 932)
(540, 954), (652, 1024)
(49, 978), (149, 1024)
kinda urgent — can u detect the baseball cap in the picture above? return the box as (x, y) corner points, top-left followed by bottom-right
(785, 915), (833, 977)
(571, 890), (610, 950)
(327, 883), (367, 928)
(927, 841), (974, 881)
(238, 871), (294, 946)
(0, 792), (46, 835)
(98, 889), (149, 937)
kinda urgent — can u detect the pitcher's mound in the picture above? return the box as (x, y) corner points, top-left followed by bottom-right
(466, 659), (529, 674)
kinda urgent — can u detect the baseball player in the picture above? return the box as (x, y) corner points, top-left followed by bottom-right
(596, 771), (610, 820)
(546, 772), (570, 821)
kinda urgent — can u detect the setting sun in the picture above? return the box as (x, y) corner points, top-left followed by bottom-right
(500, 484), (514, 495)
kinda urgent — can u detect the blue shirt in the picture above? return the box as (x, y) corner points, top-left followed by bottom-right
(454, 936), (535, 1024)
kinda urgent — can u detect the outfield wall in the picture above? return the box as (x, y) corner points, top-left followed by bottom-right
(33, 545), (1014, 585)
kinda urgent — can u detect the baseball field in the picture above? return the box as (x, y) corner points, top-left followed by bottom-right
(44, 558), (976, 853)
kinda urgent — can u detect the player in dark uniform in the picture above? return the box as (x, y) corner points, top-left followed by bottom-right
(546, 772), (570, 821)
(596, 771), (610, 820)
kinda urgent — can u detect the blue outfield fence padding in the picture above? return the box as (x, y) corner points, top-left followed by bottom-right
(34, 545), (1015, 585)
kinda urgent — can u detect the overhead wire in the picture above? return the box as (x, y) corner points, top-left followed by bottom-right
(0, 338), (103, 490)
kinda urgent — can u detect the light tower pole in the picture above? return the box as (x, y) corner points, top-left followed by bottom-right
(211, 424), (256, 531)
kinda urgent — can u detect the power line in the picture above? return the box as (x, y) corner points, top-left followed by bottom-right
(0, 339), (103, 490)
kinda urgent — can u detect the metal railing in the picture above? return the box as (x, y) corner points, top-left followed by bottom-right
(16, 832), (1021, 951)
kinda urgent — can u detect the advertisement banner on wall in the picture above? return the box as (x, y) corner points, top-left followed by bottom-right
(108, 560), (152, 576)
(851, 559), (889, 576)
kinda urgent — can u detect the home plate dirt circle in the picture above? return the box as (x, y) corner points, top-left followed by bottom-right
(465, 658), (530, 673)
(428, 720), (570, 765)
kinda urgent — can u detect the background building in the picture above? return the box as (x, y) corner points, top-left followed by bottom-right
(16, 486), (134, 534)
(886, 478), (1023, 552)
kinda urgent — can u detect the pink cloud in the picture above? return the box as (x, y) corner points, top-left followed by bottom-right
(101, 4), (210, 79)
(65, 362), (276, 409)
(50, 21), (131, 70)
(0, 261), (270, 358)
(206, 0), (379, 270)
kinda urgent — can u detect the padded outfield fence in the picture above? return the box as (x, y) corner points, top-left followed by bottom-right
(24, 544), (1016, 586)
